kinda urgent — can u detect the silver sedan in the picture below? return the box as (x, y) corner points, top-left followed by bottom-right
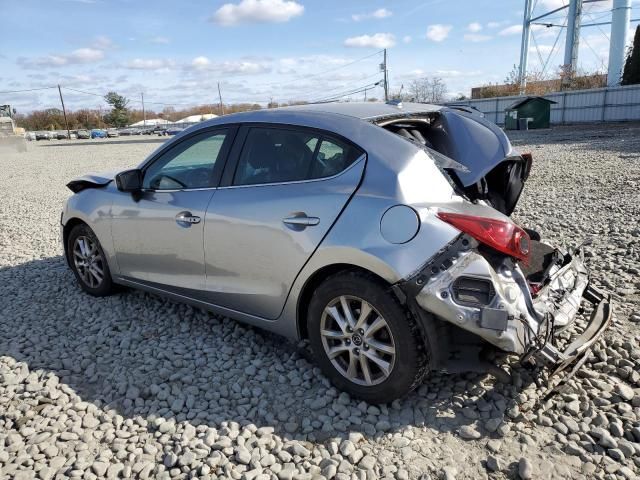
(61, 102), (611, 402)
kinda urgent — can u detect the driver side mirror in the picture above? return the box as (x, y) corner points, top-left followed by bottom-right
(115, 169), (142, 192)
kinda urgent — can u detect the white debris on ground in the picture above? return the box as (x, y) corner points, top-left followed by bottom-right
(0, 125), (639, 480)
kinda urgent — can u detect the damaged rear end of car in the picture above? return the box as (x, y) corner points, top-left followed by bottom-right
(376, 106), (613, 382)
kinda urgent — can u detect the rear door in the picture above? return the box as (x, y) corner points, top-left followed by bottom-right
(203, 125), (365, 319)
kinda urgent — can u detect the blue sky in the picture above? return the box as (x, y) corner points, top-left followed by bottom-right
(1, 0), (639, 112)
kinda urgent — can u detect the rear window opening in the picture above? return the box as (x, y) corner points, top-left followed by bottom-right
(376, 111), (531, 216)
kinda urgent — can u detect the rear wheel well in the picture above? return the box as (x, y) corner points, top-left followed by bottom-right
(297, 264), (393, 340)
(62, 218), (88, 264)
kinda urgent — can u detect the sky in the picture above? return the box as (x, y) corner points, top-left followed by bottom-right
(1, 0), (639, 113)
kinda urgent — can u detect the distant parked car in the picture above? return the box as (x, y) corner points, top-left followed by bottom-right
(35, 131), (51, 140)
(154, 126), (169, 136)
(55, 131), (69, 140)
(165, 126), (185, 136)
(130, 128), (143, 135)
(77, 130), (91, 139)
(25, 132), (36, 141)
(107, 129), (119, 138)
(91, 129), (107, 139)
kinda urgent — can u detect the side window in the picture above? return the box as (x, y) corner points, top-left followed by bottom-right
(233, 127), (362, 186)
(309, 138), (360, 179)
(143, 130), (228, 190)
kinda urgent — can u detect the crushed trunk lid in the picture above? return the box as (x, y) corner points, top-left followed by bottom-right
(378, 108), (532, 216)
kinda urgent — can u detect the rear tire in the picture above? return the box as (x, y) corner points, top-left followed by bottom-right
(308, 271), (428, 403)
(67, 224), (115, 297)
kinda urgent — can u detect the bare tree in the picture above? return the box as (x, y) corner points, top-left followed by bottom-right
(405, 77), (448, 103)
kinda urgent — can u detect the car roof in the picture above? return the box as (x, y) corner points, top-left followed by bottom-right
(192, 102), (443, 131)
(274, 101), (442, 120)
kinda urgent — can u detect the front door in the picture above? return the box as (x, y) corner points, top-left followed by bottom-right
(111, 128), (233, 291)
(203, 125), (365, 319)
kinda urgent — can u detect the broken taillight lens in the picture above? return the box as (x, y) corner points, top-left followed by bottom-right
(437, 212), (531, 262)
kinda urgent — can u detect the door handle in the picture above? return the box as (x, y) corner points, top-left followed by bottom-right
(283, 214), (320, 228)
(175, 211), (201, 226)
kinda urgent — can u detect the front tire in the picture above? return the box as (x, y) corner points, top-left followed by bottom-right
(308, 271), (428, 403)
(67, 224), (115, 296)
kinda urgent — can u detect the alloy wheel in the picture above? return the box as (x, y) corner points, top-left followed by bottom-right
(72, 235), (105, 288)
(320, 295), (396, 386)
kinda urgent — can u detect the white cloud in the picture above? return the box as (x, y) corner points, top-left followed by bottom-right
(91, 35), (113, 49)
(403, 35), (412, 44)
(192, 56), (211, 69)
(352, 8), (392, 21)
(464, 33), (492, 42)
(69, 48), (104, 62)
(18, 48), (104, 68)
(344, 33), (396, 48)
(487, 20), (509, 29)
(125, 58), (175, 70)
(467, 22), (482, 33)
(211, 0), (304, 26)
(151, 36), (170, 44)
(498, 24), (522, 36)
(426, 24), (452, 42)
(189, 57), (271, 75)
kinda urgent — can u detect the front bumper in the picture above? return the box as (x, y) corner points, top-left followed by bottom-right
(404, 235), (612, 370)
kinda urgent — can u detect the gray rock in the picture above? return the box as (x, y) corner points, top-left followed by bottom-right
(92, 461), (109, 477)
(163, 452), (178, 468)
(236, 448), (252, 465)
(518, 458), (533, 480)
(458, 425), (481, 440)
(615, 383), (635, 401)
(486, 455), (501, 472)
(359, 455), (376, 470)
(607, 448), (625, 462)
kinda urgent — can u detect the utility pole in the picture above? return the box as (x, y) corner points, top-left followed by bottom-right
(383, 49), (389, 101)
(141, 92), (146, 126)
(518, 0), (533, 94)
(57, 85), (71, 139)
(608, 0), (631, 86)
(217, 82), (225, 115)
(561, 0), (583, 90)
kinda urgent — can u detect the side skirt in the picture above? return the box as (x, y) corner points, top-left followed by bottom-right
(112, 276), (293, 338)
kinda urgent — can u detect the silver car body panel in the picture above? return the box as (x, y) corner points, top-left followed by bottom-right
(202, 157), (366, 320)
(61, 102), (608, 361)
(110, 187), (215, 289)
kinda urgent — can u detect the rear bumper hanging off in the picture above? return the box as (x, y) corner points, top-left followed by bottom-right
(399, 235), (613, 377)
(536, 284), (613, 373)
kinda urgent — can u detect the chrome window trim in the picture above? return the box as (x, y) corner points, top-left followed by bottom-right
(139, 186), (219, 194)
(219, 153), (366, 190)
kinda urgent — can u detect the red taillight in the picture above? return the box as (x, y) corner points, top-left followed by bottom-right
(437, 212), (531, 261)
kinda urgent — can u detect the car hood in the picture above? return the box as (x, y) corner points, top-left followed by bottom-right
(66, 170), (117, 193)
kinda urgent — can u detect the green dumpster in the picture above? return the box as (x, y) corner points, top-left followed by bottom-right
(504, 96), (556, 130)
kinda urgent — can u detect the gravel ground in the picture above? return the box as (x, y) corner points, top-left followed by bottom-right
(1, 126), (639, 480)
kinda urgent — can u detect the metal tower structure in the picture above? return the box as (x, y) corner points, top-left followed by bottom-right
(518, 0), (634, 93)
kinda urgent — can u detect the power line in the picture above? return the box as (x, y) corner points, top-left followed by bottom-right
(0, 86), (56, 94)
(292, 71), (384, 101)
(260, 50), (384, 91)
(62, 86), (105, 98)
(62, 86), (196, 107)
(309, 81), (382, 104)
